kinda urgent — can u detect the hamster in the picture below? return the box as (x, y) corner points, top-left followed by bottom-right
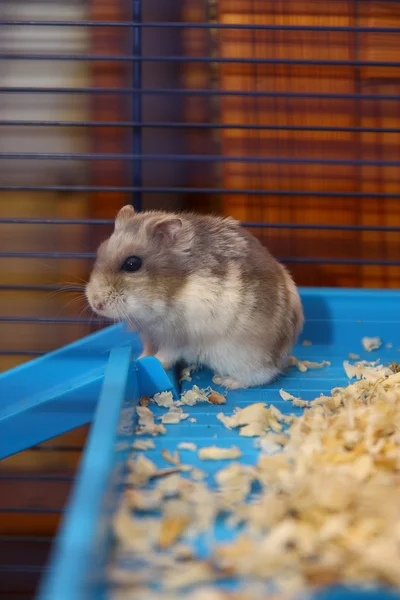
(86, 205), (303, 389)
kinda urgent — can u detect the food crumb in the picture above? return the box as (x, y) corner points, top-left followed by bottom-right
(139, 395), (151, 407)
(207, 391), (226, 405)
(302, 340), (312, 346)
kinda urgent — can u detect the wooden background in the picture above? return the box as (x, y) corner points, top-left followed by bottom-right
(184, 0), (400, 288)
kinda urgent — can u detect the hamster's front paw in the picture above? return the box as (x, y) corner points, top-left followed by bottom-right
(154, 349), (181, 372)
(212, 375), (246, 390)
(138, 336), (155, 360)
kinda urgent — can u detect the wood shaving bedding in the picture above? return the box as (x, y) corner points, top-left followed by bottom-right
(152, 391), (175, 408)
(198, 445), (242, 461)
(179, 365), (198, 383)
(132, 439), (155, 451)
(343, 359), (391, 381)
(111, 360), (400, 600)
(362, 336), (382, 352)
(217, 403), (289, 437)
(158, 515), (190, 549)
(177, 442), (197, 452)
(160, 406), (189, 424)
(290, 356), (331, 372)
(279, 389), (310, 408)
(161, 449), (180, 466)
(136, 406), (166, 437)
(179, 385), (225, 407)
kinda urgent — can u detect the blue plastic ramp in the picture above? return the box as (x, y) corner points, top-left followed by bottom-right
(36, 288), (400, 600)
(0, 324), (178, 459)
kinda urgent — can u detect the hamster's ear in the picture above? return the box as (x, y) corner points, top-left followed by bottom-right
(152, 218), (183, 242)
(115, 204), (135, 230)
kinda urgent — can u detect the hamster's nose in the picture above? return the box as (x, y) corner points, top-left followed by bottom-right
(92, 299), (104, 312)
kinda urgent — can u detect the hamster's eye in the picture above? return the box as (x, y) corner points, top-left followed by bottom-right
(120, 255), (142, 273)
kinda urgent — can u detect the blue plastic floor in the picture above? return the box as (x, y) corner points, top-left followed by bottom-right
(35, 289), (400, 600)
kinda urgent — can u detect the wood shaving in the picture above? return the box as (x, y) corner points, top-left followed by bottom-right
(158, 515), (189, 549)
(191, 468), (206, 481)
(155, 473), (185, 497)
(189, 417), (197, 423)
(179, 365), (198, 383)
(302, 340), (312, 346)
(152, 391), (175, 408)
(111, 363), (400, 599)
(178, 442), (198, 452)
(217, 403), (287, 437)
(179, 385), (210, 406)
(161, 449), (180, 466)
(132, 439), (155, 451)
(124, 488), (163, 511)
(348, 353), (360, 360)
(208, 391), (226, 405)
(279, 389), (310, 408)
(160, 406), (189, 424)
(180, 464), (193, 472)
(198, 446), (242, 460)
(290, 356), (331, 372)
(255, 433), (284, 454)
(150, 467), (183, 480)
(362, 336), (382, 352)
(126, 454), (158, 487)
(215, 463), (255, 506)
(343, 359), (391, 381)
(163, 561), (215, 590)
(113, 499), (161, 553)
(136, 406), (166, 437)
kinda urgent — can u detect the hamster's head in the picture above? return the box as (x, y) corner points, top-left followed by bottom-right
(85, 205), (195, 326)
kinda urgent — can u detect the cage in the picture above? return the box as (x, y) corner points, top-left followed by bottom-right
(0, 1), (400, 599)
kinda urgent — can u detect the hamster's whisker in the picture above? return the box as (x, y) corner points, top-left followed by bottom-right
(119, 305), (140, 331)
(58, 272), (88, 287)
(52, 295), (87, 319)
(45, 287), (85, 301)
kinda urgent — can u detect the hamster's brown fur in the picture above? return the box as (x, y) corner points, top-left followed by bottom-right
(86, 205), (303, 389)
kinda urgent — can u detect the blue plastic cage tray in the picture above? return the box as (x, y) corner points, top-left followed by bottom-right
(1, 288), (400, 600)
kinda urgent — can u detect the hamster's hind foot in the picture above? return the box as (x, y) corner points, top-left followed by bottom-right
(212, 375), (246, 390)
(213, 365), (280, 390)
